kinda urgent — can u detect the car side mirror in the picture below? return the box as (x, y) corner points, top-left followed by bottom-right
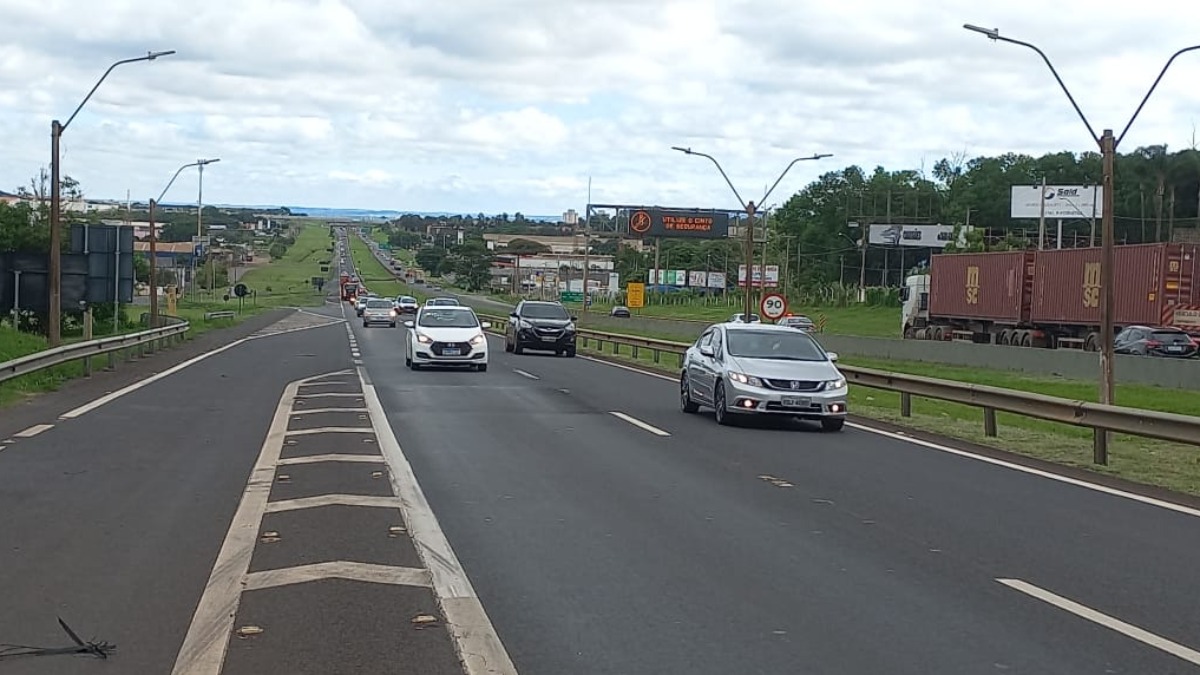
(404, 321), (415, 328)
(699, 344), (715, 357)
(826, 351), (839, 362)
(570, 315), (578, 322)
(481, 321), (492, 329)
(509, 313), (518, 319)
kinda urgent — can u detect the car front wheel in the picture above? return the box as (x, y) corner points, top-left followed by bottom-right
(713, 382), (732, 426)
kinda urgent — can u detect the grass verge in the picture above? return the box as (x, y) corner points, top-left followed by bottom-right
(569, 337), (1200, 497)
(1, 224), (330, 408)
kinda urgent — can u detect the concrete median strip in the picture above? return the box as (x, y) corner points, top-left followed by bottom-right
(171, 370), (488, 675)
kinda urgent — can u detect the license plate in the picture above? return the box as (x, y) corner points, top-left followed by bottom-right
(442, 348), (461, 356)
(1168, 345), (1184, 353)
(781, 397), (811, 408)
(541, 336), (558, 342)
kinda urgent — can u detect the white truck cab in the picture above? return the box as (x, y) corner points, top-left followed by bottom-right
(900, 274), (931, 337)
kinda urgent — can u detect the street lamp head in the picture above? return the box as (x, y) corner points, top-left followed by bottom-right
(147, 50), (176, 60)
(670, 146), (693, 155)
(812, 153), (833, 160)
(198, 158), (221, 166)
(963, 24), (1000, 40)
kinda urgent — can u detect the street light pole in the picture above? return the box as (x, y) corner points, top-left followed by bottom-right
(149, 160), (210, 326)
(46, 50), (175, 347)
(671, 147), (831, 320)
(195, 158), (220, 298)
(965, 24), (1200, 464)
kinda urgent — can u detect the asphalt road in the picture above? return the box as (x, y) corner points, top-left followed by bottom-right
(349, 305), (1200, 674)
(0, 306), (466, 675)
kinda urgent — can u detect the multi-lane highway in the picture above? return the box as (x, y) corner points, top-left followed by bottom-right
(3, 243), (1200, 674)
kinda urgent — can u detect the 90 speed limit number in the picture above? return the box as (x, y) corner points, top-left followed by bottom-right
(760, 293), (788, 321)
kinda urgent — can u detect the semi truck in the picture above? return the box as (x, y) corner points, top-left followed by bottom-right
(340, 274), (361, 302)
(901, 242), (1200, 350)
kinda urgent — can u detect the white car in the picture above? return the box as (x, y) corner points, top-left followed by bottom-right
(404, 306), (491, 372)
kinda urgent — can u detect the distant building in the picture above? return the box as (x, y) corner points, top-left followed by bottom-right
(562, 209), (578, 225)
(0, 190), (23, 206)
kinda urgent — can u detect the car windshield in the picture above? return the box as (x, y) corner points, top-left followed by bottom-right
(367, 300), (393, 309)
(428, 298), (458, 305)
(726, 330), (827, 361)
(418, 309), (479, 328)
(522, 303), (570, 319)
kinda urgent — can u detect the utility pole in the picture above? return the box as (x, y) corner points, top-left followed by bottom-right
(581, 178), (592, 313)
(965, 23), (1200, 465)
(1038, 176), (1047, 250)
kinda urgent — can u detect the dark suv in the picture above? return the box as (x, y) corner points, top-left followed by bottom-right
(505, 300), (577, 356)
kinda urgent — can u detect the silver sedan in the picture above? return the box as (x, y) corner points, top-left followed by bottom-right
(679, 322), (848, 431)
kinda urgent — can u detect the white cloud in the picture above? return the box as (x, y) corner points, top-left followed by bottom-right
(2, 0), (1200, 214)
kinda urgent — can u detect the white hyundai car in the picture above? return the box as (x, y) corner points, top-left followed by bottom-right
(404, 306), (491, 371)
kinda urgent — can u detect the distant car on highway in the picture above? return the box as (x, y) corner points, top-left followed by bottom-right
(395, 296), (419, 314)
(777, 315), (815, 332)
(362, 298), (398, 328)
(425, 297), (460, 307)
(1114, 325), (1198, 358)
(355, 296), (370, 316)
(680, 322), (847, 431)
(403, 306), (491, 372)
(610, 305), (631, 318)
(505, 300), (577, 356)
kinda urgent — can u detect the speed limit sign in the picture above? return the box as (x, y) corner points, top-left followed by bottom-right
(760, 293), (788, 321)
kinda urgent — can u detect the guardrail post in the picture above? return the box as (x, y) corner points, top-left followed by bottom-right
(107, 351), (116, 371)
(82, 309), (93, 377)
(654, 349), (661, 364)
(983, 407), (997, 437)
(900, 392), (912, 417)
(612, 341), (619, 355)
(1093, 430), (1109, 466)
(632, 345), (639, 359)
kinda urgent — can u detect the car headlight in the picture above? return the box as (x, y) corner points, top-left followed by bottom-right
(564, 323), (576, 333)
(518, 319), (533, 329)
(825, 377), (847, 390)
(728, 372), (763, 387)
(469, 334), (486, 346)
(415, 333), (433, 344)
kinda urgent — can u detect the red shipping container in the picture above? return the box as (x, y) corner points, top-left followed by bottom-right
(929, 251), (1033, 323)
(1030, 243), (1200, 326)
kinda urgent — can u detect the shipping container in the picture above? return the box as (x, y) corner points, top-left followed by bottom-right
(1030, 243), (1200, 328)
(929, 250), (1033, 323)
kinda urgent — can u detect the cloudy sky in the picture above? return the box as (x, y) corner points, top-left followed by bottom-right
(3, 1), (1200, 215)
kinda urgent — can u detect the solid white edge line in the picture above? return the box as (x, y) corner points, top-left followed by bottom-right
(997, 578), (1200, 666)
(609, 411), (671, 437)
(512, 369), (539, 380)
(357, 368), (518, 675)
(577, 353), (1200, 520)
(13, 423), (54, 438)
(59, 338), (250, 420)
(170, 379), (299, 675)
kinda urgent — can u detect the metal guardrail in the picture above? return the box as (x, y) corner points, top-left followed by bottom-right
(1, 318), (191, 385)
(204, 311), (236, 320)
(477, 313), (1200, 453)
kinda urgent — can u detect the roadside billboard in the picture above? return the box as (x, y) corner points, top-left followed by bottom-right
(737, 264), (780, 287)
(1010, 185), (1104, 219)
(868, 224), (962, 248)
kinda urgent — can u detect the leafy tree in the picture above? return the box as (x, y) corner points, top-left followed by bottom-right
(504, 238), (550, 255)
(445, 239), (495, 291)
(414, 246), (448, 274)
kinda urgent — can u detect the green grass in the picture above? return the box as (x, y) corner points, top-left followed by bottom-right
(1, 224), (332, 408)
(568, 337), (1200, 497)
